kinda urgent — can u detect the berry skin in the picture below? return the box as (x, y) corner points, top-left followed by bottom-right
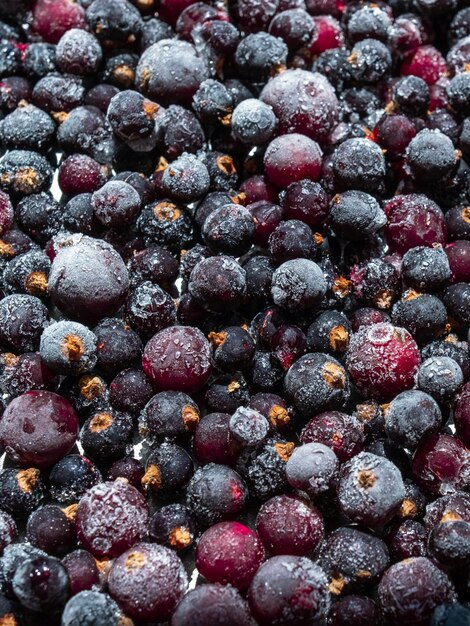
(92, 180), (141, 228)
(445, 240), (470, 282)
(387, 518), (428, 561)
(142, 442), (193, 496)
(268, 220), (318, 263)
(256, 495), (324, 556)
(192, 79), (233, 126)
(107, 543), (188, 623)
(417, 356), (463, 403)
(186, 463), (248, 527)
(236, 437), (293, 501)
(402, 245), (451, 292)
(0, 151), (53, 198)
(0, 510), (16, 555)
(32, 0), (86, 44)
(271, 324), (307, 371)
(12, 555), (70, 612)
(56, 28), (103, 76)
(424, 492), (470, 534)
(232, 99), (277, 145)
(202, 204), (255, 256)
(332, 137), (386, 194)
(281, 179), (329, 229)
(406, 129), (459, 183)
(0, 190), (13, 236)
(196, 521), (265, 589)
(264, 133), (323, 187)
(171, 583), (255, 626)
(329, 190), (386, 241)
(234, 32), (288, 78)
(284, 353), (350, 417)
(189, 256), (246, 313)
(248, 555), (330, 626)
(412, 433), (470, 495)
(0, 294), (49, 353)
(383, 194), (447, 255)
(109, 368), (153, 415)
(193, 412), (240, 466)
(39, 321), (97, 375)
(337, 451), (405, 527)
(140, 390), (200, 441)
(143, 325), (212, 393)
(229, 407), (270, 449)
(319, 527), (390, 595)
(149, 504), (196, 551)
(62, 590), (125, 626)
(126, 281), (176, 336)
(327, 595), (380, 626)
(210, 326), (255, 373)
(107, 457), (145, 489)
(391, 292), (448, 344)
(428, 519), (470, 567)
(395, 76), (430, 116)
(94, 318), (142, 377)
(378, 557), (456, 625)
(271, 259), (327, 312)
(0, 103), (56, 153)
(16, 191), (61, 245)
(431, 603), (470, 626)
(346, 323), (421, 400)
(384, 390), (442, 449)
(286, 442), (339, 498)
(49, 455), (102, 503)
(62, 550), (100, 596)
(76, 480), (148, 558)
(3, 249), (50, 298)
(26, 505), (75, 557)
(260, 69), (339, 145)
(136, 39), (209, 106)
(86, 0), (143, 44)
(80, 408), (133, 464)
(48, 236), (129, 325)
(454, 382), (470, 446)
(0, 390), (78, 468)
(307, 311), (351, 355)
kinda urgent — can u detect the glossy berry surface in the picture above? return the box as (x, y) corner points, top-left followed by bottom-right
(143, 325), (212, 393)
(12, 555), (70, 612)
(256, 494), (324, 556)
(0, 390), (78, 468)
(196, 521), (265, 589)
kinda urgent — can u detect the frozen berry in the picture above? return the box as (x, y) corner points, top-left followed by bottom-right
(196, 521), (264, 589)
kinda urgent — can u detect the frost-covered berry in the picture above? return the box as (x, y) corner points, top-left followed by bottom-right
(346, 323), (421, 400)
(107, 542), (188, 622)
(39, 321), (97, 375)
(76, 481), (148, 558)
(337, 452), (405, 527)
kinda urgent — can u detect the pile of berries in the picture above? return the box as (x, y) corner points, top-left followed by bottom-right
(0, 0), (469, 624)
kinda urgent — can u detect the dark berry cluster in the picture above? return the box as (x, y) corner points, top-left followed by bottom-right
(0, 0), (468, 624)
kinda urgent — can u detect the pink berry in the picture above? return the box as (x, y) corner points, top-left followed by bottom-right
(76, 480), (148, 558)
(346, 323), (421, 400)
(196, 521), (265, 589)
(143, 325), (212, 393)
